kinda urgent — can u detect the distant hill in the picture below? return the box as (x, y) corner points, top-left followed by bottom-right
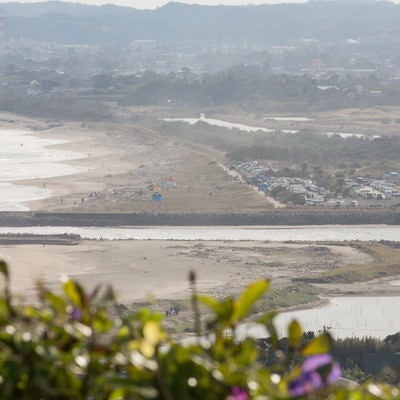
(0, 1), (134, 17)
(1, 0), (400, 46)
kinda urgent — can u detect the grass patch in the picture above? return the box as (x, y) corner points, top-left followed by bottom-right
(256, 283), (321, 312)
(298, 264), (400, 284)
(296, 243), (400, 284)
(127, 298), (191, 314)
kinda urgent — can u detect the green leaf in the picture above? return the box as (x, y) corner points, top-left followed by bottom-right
(109, 388), (124, 400)
(0, 298), (10, 320)
(197, 295), (236, 329)
(0, 260), (9, 279)
(288, 320), (303, 349)
(301, 332), (333, 356)
(232, 279), (269, 323)
(43, 291), (67, 313)
(196, 295), (223, 314)
(257, 311), (279, 347)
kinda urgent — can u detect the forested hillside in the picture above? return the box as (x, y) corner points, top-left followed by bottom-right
(2, 1), (400, 45)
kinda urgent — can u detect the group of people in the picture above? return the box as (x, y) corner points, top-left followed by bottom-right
(165, 305), (181, 317)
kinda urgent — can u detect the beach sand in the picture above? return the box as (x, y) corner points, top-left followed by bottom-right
(0, 112), (275, 213)
(0, 239), (387, 304)
(1, 113), (399, 309)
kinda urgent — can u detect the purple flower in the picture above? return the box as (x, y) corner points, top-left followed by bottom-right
(228, 386), (249, 400)
(289, 371), (322, 397)
(70, 307), (82, 320)
(289, 354), (341, 397)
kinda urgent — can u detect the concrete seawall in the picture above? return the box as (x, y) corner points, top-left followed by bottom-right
(0, 209), (398, 227)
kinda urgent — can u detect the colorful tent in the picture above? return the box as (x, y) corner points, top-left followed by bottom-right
(152, 193), (163, 202)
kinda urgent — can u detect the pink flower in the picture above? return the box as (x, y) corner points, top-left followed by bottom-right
(228, 386), (249, 400)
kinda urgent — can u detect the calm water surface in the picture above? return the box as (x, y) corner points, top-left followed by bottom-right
(264, 116), (314, 122)
(0, 225), (398, 241)
(239, 296), (400, 339)
(163, 117), (382, 140)
(162, 117), (298, 134)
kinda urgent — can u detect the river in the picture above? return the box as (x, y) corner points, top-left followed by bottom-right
(163, 117), (380, 139)
(162, 117), (298, 134)
(238, 296), (400, 340)
(0, 225), (398, 241)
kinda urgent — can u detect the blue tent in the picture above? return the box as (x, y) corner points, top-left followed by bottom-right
(152, 193), (163, 202)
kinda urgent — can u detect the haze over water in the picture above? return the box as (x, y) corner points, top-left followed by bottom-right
(0, 129), (87, 211)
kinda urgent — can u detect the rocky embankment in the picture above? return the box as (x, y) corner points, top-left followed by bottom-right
(0, 209), (398, 226)
(0, 233), (80, 245)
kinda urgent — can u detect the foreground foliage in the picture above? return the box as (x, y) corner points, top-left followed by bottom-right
(0, 260), (399, 399)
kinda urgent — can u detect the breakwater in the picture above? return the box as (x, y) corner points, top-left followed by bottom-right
(0, 233), (80, 245)
(0, 209), (398, 227)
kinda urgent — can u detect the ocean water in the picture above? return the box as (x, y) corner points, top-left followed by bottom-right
(0, 129), (87, 210)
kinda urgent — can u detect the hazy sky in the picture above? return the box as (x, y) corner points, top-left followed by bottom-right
(0, 0), (398, 8)
(0, 0), (309, 8)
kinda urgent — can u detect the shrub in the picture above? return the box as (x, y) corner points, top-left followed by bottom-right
(0, 260), (399, 399)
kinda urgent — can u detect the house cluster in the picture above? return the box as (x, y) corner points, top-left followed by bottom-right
(232, 161), (331, 205)
(264, 177), (330, 205)
(232, 162), (400, 206)
(344, 173), (400, 200)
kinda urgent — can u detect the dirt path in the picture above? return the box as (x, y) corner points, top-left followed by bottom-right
(218, 163), (285, 208)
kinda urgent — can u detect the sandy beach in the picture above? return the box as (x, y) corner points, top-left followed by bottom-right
(1, 239), (395, 305)
(0, 113), (399, 312)
(0, 112), (274, 214)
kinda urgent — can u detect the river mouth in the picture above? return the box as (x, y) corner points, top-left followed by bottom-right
(0, 225), (397, 241)
(0, 227), (398, 337)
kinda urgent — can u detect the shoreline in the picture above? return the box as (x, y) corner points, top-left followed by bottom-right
(0, 113), (399, 220)
(0, 235), (399, 337)
(0, 114), (132, 213)
(0, 118), (104, 211)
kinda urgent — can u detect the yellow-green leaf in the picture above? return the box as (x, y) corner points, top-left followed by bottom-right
(143, 321), (164, 346)
(301, 332), (333, 356)
(43, 291), (66, 312)
(232, 279), (269, 323)
(63, 278), (84, 308)
(196, 295), (223, 314)
(288, 319), (303, 349)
